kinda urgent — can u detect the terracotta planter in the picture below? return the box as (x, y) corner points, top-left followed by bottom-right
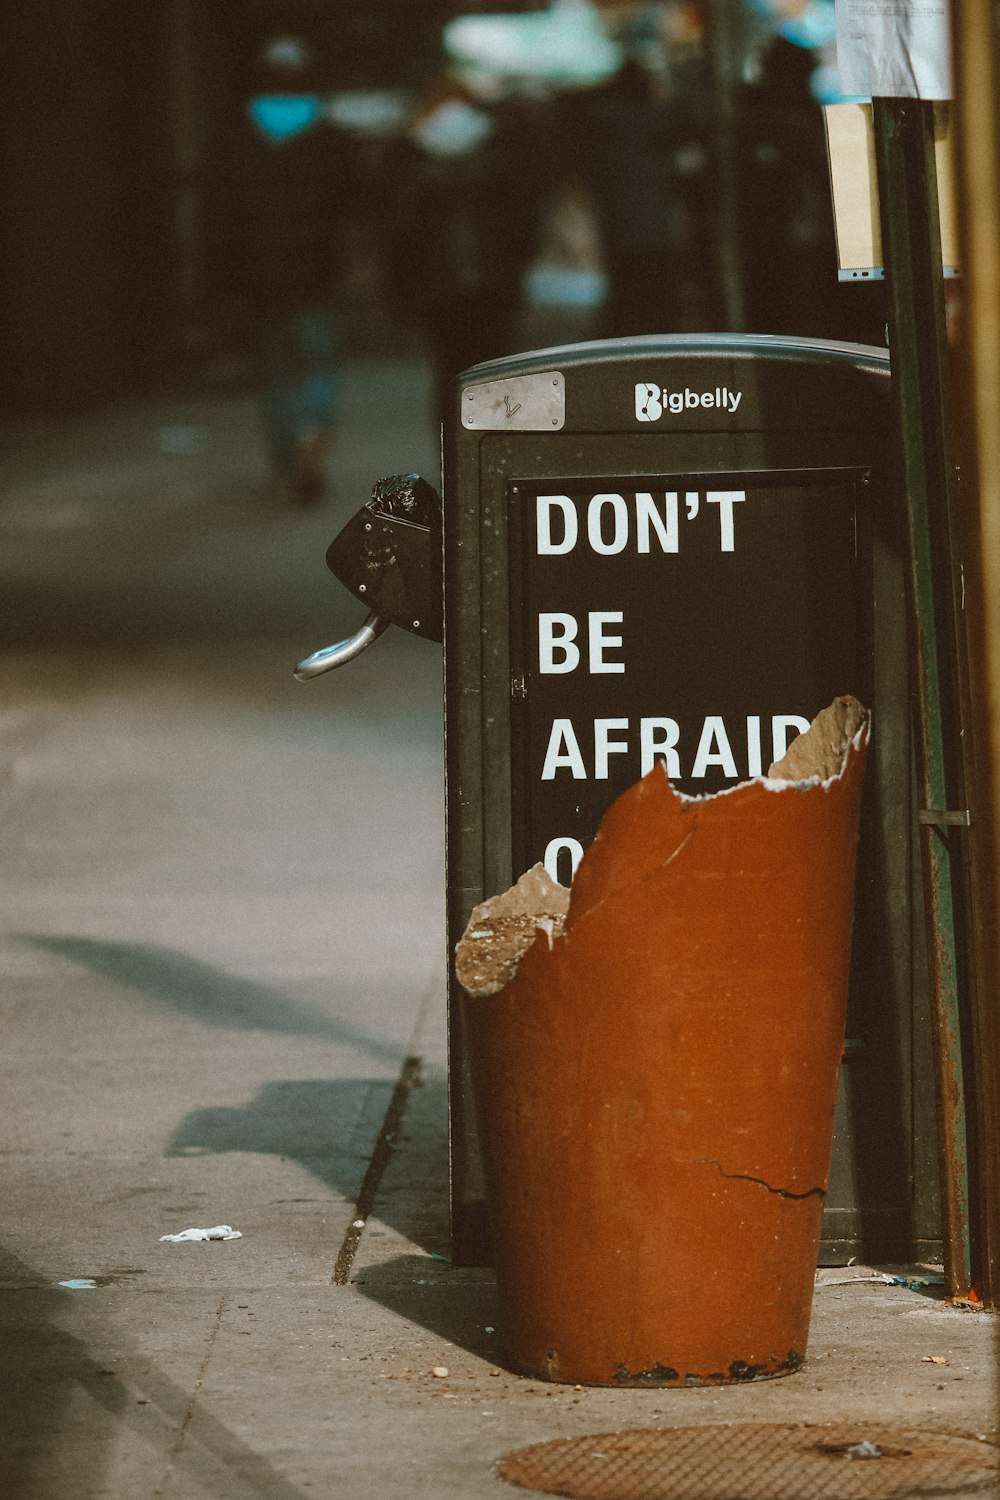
(458, 700), (870, 1387)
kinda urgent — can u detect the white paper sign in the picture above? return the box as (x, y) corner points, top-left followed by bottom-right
(835, 0), (952, 99)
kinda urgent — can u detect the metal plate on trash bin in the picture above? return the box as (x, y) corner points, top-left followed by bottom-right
(462, 371), (566, 431)
(508, 468), (868, 884)
(498, 1423), (999, 1500)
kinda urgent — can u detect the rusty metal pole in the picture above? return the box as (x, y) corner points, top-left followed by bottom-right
(872, 98), (975, 1295)
(949, 0), (1000, 1307)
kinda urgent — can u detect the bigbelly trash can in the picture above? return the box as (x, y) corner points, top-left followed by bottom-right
(456, 696), (870, 1387)
(294, 334), (939, 1362)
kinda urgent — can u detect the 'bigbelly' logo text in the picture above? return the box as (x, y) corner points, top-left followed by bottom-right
(635, 382), (743, 421)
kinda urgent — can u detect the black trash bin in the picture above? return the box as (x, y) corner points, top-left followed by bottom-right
(296, 334), (940, 1273)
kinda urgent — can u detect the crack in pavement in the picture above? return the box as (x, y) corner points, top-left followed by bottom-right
(332, 1055), (424, 1285)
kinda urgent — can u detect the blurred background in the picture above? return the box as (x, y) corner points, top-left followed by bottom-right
(0, 0), (888, 426)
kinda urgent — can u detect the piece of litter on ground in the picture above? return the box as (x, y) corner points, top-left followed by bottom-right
(922, 1355), (949, 1365)
(846, 1442), (883, 1459)
(59, 1279), (98, 1289)
(813, 1270), (947, 1290)
(352, 1219), (365, 1229)
(815, 1273), (897, 1288)
(431, 1366), (449, 1378)
(159, 1225), (243, 1243)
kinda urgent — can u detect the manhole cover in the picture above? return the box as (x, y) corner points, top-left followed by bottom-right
(498, 1423), (998, 1499)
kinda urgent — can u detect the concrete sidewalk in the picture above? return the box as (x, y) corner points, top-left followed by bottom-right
(0, 361), (995, 1498)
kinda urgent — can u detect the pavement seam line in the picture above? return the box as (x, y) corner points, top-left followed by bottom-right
(332, 1054), (423, 1285)
(155, 1295), (226, 1498)
(406, 976), (441, 1058)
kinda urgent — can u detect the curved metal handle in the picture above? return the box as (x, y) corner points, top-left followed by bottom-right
(293, 610), (390, 681)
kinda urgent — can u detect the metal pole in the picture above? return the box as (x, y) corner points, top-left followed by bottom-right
(872, 98), (974, 1295)
(949, 0), (1000, 1308)
(707, 0), (746, 330)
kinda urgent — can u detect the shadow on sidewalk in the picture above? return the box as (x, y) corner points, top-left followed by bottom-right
(0, 1246), (308, 1500)
(17, 934), (450, 1255)
(352, 1254), (502, 1368)
(164, 1077), (449, 1257)
(14, 934), (406, 1067)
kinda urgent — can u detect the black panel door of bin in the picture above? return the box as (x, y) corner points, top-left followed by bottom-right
(509, 470), (868, 885)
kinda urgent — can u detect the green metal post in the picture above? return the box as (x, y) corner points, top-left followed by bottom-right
(872, 98), (974, 1293)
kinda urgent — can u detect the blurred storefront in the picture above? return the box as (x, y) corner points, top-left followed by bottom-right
(0, 0), (881, 415)
(0, 0), (459, 412)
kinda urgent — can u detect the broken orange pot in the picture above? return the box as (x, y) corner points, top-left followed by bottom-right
(457, 697), (870, 1387)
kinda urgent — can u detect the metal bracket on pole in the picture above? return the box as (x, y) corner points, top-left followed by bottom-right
(919, 809), (974, 828)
